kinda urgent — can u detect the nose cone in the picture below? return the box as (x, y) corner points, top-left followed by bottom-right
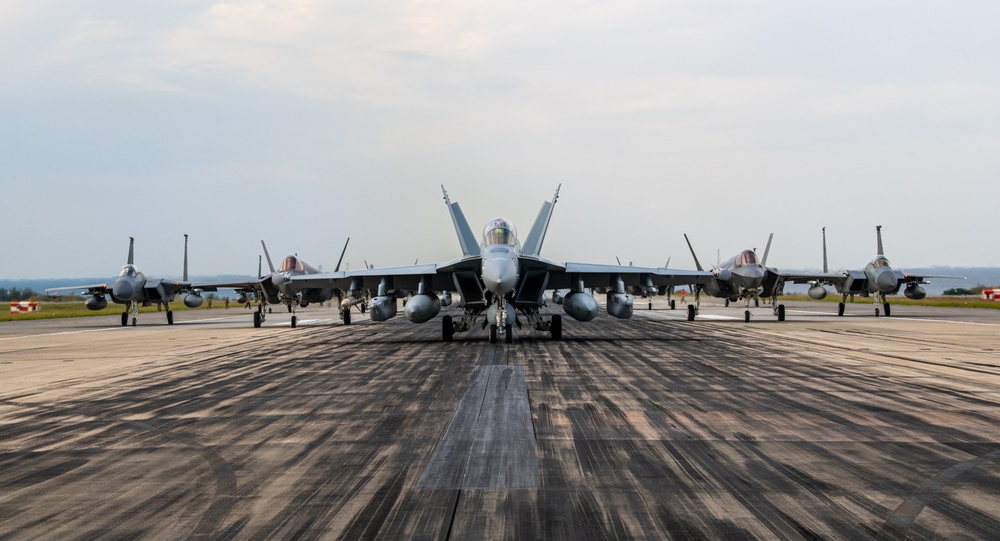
(482, 258), (518, 296)
(112, 278), (136, 300)
(876, 269), (897, 291)
(735, 266), (765, 290)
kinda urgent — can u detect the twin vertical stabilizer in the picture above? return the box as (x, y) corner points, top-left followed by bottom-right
(442, 186), (481, 257)
(522, 184), (561, 257)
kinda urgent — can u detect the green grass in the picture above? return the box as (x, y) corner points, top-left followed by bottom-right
(0, 300), (227, 323)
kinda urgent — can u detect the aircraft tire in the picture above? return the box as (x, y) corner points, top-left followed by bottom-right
(121, 312), (128, 327)
(744, 310), (751, 323)
(670, 300), (676, 310)
(551, 315), (562, 340)
(343, 309), (351, 325)
(648, 301), (653, 310)
(167, 311), (174, 325)
(838, 302), (845, 316)
(884, 303), (891, 317)
(253, 311), (262, 328)
(725, 299), (729, 307)
(489, 324), (498, 344)
(754, 298), (759, 308)
(131, 317), (137, 327)
(777, 304), (785, 322)
(287, 305), (292, 313)
(291, 315), (297, 328)
(875, 307), (880, 317)
(687, 304), (696, 321)
(442, 315), (453, 342)
(504, 324), (513, 343)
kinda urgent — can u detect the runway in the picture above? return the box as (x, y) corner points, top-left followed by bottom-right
(2, 300), (1000, 539)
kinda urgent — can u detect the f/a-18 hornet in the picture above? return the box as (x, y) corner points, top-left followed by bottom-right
(192, 238), (350, 328)
(683, 233), (843, 322)
(807, 226), (965, 317)
(291, 186), (710, 342)
(46, 235), (202, 326)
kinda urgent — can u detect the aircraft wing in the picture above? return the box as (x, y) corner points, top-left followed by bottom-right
(899, 271), (966, 284)
(558, 262), (714, 287)
(288, 258), (480, 293)
(776, 271), (849, 286)
(45, 283), (111, 296)
(189, 279), (261, 293)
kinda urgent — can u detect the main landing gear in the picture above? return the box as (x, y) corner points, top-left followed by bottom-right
(769, 292), (786, 322)
(874, 292), (890, 317)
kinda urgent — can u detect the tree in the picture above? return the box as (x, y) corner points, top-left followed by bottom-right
(943, 288), (975, 296)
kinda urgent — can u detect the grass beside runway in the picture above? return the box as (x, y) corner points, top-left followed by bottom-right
(0, 301), (241, 322)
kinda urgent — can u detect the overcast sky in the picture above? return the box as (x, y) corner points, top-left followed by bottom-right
(3, 1), (998, 279)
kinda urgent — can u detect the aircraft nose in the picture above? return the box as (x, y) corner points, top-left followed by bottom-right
(738, 266), (765, 289)
(112, 279), (134, 300)
(482, 259), (518, 296)
(876, 269), (897, 291)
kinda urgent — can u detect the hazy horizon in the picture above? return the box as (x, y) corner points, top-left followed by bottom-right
(4, 2), (998, 278)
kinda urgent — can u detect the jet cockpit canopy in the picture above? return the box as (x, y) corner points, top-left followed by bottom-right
(279, 256), (305, 272)
(118, 264), (139, 278)
(736, 250), (759, 267)
(483, 218), (518, 247)
(871, 255), (891, 269)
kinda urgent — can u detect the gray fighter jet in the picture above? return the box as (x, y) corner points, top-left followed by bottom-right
(192, 239), (350, 328)
(291, 186), (710, 342)
(682, 233), (843, 322)
(46, 236), (201, 326)
(808, 226), (965, 317)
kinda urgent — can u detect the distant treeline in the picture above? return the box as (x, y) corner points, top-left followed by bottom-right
(0, 288), (38, 302)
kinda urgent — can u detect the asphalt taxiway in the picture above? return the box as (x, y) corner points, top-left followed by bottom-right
(2, 300), (999, 539)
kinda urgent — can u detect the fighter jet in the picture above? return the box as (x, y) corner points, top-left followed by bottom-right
(808, 226), (965, 317)
(290, 186), (710, 342)
(45, 236), (201, 326)
(682, 233), (843, 322)
(191, 239), (350, 328)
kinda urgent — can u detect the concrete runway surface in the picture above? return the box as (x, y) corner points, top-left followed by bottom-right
(1, 300), (999, 539)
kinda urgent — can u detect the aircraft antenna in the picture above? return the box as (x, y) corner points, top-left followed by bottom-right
(334, 237), (350, 272)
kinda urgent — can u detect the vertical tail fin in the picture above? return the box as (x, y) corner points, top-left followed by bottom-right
(522, 184), (561, 257)
(334, 237), (350, 272)
(127, 237), (135, 265)
(683, 234), (704, 271)
(876, 225), (884, 256)
(442, 185), (481, 257)
(260, 240), (276, 273)
(183, 234), (189, 281)
(761, 233), (773, 267)
(822, 227), (828, 273)
(258, 255), (263, 280)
